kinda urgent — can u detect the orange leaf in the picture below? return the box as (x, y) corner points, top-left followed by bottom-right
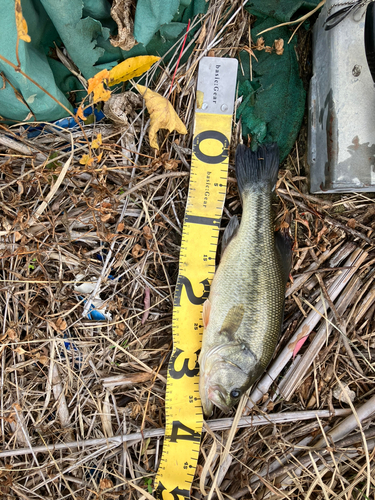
(87, 69), (111, 103)
(87, 69), (110, 94)
(76, 106), (85, 121)
(80, 154), (95, 166)
(15, 0), (31, 43)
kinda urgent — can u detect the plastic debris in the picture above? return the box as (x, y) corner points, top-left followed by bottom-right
(74, 274), (112, 321)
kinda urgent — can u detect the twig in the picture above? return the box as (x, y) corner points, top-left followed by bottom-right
(313, 393), (375, 449)
(256, 0), (326, 36)
(117, 171), (189, 201)
(316, 273), (364, 376)
(0, 408), (350, 459)
(233, 438), (375, 497)
(280, 274), (362, 401)
(286, 242), (354, 297)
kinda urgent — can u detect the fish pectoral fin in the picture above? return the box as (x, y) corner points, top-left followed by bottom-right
(202, 299), (211, 328)
(221, 215), (240, 257)
(274, 227), (293, 286)
(219, 304), (244, 340)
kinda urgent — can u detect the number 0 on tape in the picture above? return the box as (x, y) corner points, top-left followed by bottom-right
(154, 57), (238, 500)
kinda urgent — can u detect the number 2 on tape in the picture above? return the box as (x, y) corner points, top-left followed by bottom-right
(154, 56), (238, 500)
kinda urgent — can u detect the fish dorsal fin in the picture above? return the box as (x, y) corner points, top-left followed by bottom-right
(221, 216), (239, 257)
(274, 228), (292, 286)
(202, 299), (211, 328)
(219, 304), (244, 340)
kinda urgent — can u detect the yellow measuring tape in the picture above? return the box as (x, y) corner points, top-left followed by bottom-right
(154, 57), (238, 500)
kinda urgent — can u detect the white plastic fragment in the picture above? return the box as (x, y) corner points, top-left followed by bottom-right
(74, 274), (112, 321)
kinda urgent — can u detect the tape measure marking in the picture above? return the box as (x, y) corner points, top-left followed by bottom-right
(154, 56), (238, 500)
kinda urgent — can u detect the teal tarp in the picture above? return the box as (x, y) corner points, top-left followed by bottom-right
(0, 0), (321, 160)
(0, 0), (206, 122)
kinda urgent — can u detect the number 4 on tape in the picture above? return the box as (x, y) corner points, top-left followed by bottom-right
(154, 56), (238, 500)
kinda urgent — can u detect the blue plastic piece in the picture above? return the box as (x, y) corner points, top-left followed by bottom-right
(24, 106), (105, 139)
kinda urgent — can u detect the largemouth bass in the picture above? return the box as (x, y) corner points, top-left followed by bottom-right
(198, 143), (291, 416)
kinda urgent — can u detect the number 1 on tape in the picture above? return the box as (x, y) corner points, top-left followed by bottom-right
(154, 57), (238, 500)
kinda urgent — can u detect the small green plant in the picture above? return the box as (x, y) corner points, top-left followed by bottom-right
(29, 258), (37, 270)
(46, 151), (61, 171)
(144, 478), (152, 494)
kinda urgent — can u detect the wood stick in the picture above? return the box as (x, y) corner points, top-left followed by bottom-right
(0, 408), (350, 459)
(280, 274), (362, 401)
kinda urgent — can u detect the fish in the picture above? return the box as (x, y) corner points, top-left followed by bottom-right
(198, 143), (292, 416)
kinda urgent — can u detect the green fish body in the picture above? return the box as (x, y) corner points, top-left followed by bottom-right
(199, 144), (291, 416)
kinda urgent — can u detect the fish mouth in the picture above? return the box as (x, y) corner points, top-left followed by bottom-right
(199, 370), (214, 417)
(199, 346), (234, 415)
(199, 368), (231, 415)
(207, 384), (231, 413)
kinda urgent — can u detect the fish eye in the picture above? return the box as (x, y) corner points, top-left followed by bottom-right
(230, 389), (241, 399)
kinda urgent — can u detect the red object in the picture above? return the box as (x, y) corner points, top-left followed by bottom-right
(292, 335), (309, 359)
(168, 19), (191, 98)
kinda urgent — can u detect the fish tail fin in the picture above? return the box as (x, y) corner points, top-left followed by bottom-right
(235, 143), (279, 195)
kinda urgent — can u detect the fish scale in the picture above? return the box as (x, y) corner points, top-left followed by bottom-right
(199, 144), (291, 416)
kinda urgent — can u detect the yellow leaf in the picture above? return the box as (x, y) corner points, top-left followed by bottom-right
(92, 133), (102, 149)
(80, 154), (95, 166)
(15, 0), (31, 43)
(108, 56), (160, 86)
(87, 69), (111, 103)
(136, 84), (187, 150)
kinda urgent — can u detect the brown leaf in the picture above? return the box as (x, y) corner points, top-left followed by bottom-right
(255, 37), (265, 50)
(38, 355), (49, 365)
(132, 244), (144, 258)
(110, 0), (136, 51)
(14, 346), (26, 355)
(7, 328), (18, 341)
(100, 213), (112, 223)
(347, 218), (356, 229)
(164, 158), (180, 170)
(117, 222), (125, 232)
(196, 23), (207, 45)
(143, 226), (153, 240)
(51, 317), (67, 332)
(196, 464), (203, 478)
(274, 38), (284, 55)
(99, 478), (113, 491)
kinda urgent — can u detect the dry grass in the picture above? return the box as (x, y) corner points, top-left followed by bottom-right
(0, 1), (374, 499)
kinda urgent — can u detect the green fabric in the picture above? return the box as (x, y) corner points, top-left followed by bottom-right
(39, 0), (121, 79)
(0, 0), (320, 151)
(246, 0), (321, 23)
(0, 0), (207, 123)
(0, 0), (74, 123)
(239, 0), (321, 161)
(134, 0), (182, 46)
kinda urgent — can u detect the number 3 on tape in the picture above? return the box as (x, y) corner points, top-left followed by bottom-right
(154, 57), (238, 500)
